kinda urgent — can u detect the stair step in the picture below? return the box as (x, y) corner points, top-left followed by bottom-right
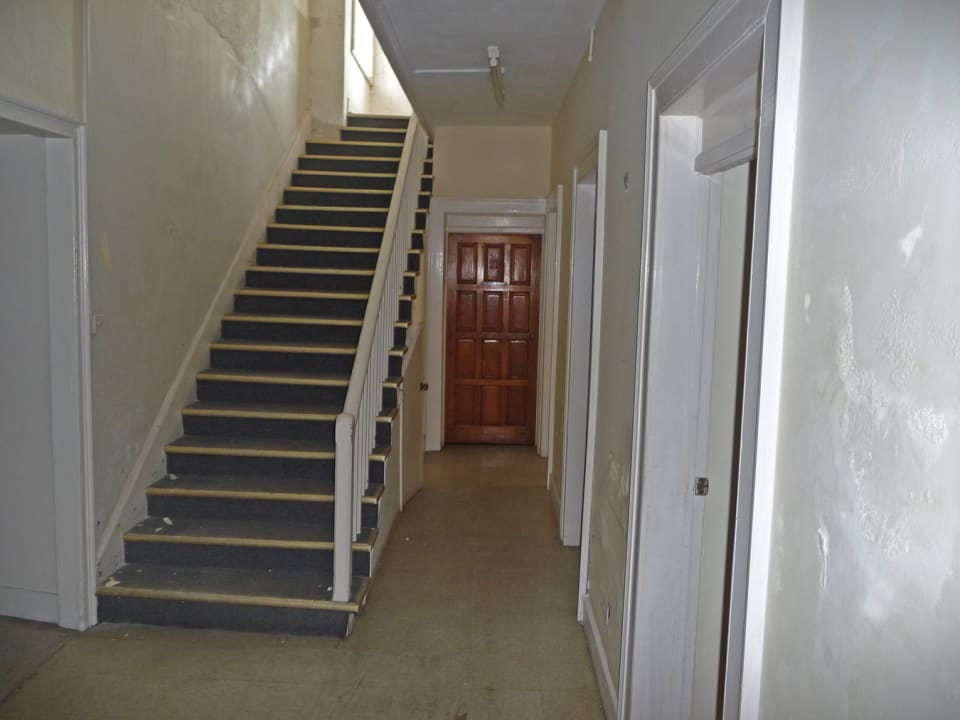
(234, 288), (368, 318)
(266, 224), (384, 248)
(196, 369), (349, 406)
(246, 266), (374, 292)
(209, 340), (357, 375)
(275, 205), (389, 228)
(290, 170), (397, 190)
(221, 313), (362, 344)
(257, 243), (380, 267)
(298, 155), (400, 173)
(346, 113), (410, 130)
(165, 435), (336, 477)
(123, 516), (376, 573)
(146, 473), (383, 525)
(284, 186), (393, 208)
(305, 140), (403, 158)
(97, 564), (369, 636)
(339, 127), (407, 144)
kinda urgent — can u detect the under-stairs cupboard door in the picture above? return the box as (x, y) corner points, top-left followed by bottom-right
(444, 233), (541, 445)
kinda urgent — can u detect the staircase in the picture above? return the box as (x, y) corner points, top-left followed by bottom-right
(96, 114), (433, 636)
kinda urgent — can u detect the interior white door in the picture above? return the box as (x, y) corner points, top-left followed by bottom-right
(0, 135), (59, 623)
(691, 163), (752, 720)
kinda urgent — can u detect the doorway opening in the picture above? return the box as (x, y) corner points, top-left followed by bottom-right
(0, 100), (94, 631)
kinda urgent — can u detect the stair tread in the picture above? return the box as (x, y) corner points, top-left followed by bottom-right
(248, 265), (375, 275)
(235, 288), (369, 299)
(197, 368), (349, 385)
(258, 243), (380, 253)
(148, 473), (383, 503)
(224, 313), (362, 326)
(98, 563), (368, 610)
(125, 516), (375, 547)
(211, 339), (358, 354)
(184, 400), (341, 419)
(167, 435), (335, 455)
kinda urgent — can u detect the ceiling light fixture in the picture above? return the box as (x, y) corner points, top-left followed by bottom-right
(488, 45), (505, 108)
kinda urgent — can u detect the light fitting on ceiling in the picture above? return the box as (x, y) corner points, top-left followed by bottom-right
(488, 45), (505, 108)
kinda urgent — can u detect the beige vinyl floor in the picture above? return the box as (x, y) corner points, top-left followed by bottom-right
(0, 446), (604, 719)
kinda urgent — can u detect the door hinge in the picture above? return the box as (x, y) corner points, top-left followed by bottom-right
(695, 477), (709, 496)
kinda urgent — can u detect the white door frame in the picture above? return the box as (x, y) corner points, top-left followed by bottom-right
(0, 96), (96, 631)
(617, 0), (803, 718)
(536, 193), (559, 458)
(544, 184), (564, 489)
(423, 197), (547, 451)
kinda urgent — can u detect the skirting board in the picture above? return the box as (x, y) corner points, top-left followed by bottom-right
(94, 112), (313, 580)
(584, 592), (619, 720)
(0, 586), (59, 624)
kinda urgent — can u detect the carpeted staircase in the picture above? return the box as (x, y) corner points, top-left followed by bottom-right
(96, 114), (433, 636)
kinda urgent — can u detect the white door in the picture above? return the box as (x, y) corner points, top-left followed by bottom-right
(0, 135), (59, 623)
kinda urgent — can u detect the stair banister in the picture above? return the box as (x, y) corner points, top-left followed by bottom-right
(333, 116), (428, 603)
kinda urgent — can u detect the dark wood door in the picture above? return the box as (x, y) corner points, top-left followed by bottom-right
(445, 233), (541, 444)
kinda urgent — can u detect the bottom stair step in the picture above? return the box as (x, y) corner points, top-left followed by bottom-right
(97, 564), (368, 636)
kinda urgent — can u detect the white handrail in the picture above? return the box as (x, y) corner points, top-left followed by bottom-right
(332, 117), (428, 602)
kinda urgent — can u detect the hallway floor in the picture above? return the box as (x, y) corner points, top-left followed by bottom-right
(0, 446), (603, 719)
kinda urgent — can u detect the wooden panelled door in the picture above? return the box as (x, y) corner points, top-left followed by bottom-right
(445, 233), (541, 444)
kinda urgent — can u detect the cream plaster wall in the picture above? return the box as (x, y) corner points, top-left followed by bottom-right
(760, 2), (960, 717)
(0, 0), (85, 120)
(433, 125), (551, 199)
(85, 0), (310, 572)
(549, 0), (714, 690)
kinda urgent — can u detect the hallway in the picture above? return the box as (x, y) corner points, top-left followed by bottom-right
(0, 446), (602, 719)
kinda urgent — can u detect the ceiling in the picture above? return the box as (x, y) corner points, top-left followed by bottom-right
(362, 0), (606, 127)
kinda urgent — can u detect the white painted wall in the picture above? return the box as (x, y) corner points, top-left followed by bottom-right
(0, 0), (84, 121)
(692, 163), (750, 720)
(85, 0), (311, 578)
(760, 2), (960, 717)
(0, 136), (58, 622)
(434, 125), (551, 198)
(549, 0), (714, 693)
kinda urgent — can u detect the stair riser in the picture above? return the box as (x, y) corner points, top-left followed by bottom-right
(97, 596), (352, 637)
(389, 355), (403, 377)
(369, 458), (386, 486)
(197, 379), (347, 406)
(257, 246), (379, 268)
(306, 141), (402, 158)
(276, 207), (388, 227)
(376, 421), (392, 447)
(340, 128), (406, 143)
(125, 542), (370, 575)
(146, 495), (379, 526)
(283, 189), (392, 208)
(408, 251), (421, 272)
(291, 172), (396, 190)
(418, 194), (430, 210)
(414, 212), (427, 231)
(183, 414), (336, 443)
(393, 326), (408, 347)
(246, 270), (373, 293)
(398, 298), (413, 322)
(403, 275), (417, 295)
(210, 349), (356, 375)
(299, 156), (400, 173)
(234, 294), (367, 318)
(411, 233), (424, 251)
(423, 161), (433, 175)
(420, 177), (433, 193)
(166, 453), (333, 479)
(266, 226), (383, 249)
(346, 115), (409, 130)
(222, 320), (361, 345)
(382, 386), (398, 411)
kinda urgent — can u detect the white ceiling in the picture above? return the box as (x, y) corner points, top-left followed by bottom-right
(362, 0), (606, 127)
